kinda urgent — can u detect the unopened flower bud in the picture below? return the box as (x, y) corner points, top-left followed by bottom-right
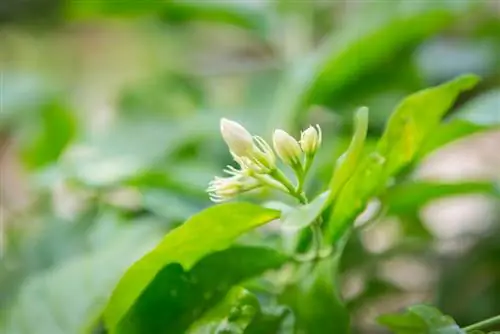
(207, 176), (241, 202)
(300, 125), (322, 155)
(220, 118), (254, 157)
(273, 129), (302, 166)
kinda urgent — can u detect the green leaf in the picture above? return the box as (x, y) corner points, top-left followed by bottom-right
(281, 191), (330, 231)
(419, 89), (500, 157)
(279, 257), (349, 334)
(69, 0), (268, 37)
(103, 203), (280, 330)
(418, 119), (488, 158)
(187, 287), (260, 334)
(329, 107), (369, 201)
(377, 74), (479, 175)
(0, 222), (161, 334)
(21, 100), (76, 169)
(244, 305), (292, 334)
(116, 246), (287, 334)
(188, 287), (292, 334)
(326, 75), (479, 244)
(378, 304), (465, 334)
(384, 181), (500, 216)
(269, 1), (468, 130)
(327, 153), (386, 243)
(65, 115), (216, 187)
(378, 312), (428, 334)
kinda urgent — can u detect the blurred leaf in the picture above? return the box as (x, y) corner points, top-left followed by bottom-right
(378, 305), (465, 334)
(416, 38), (497, 83)
(281, 191), (329, 231)
(21, 100), (76, 169)
(0, 222), (161, 334)
(0, 72), (55, 128)
(64, 115), (216, 187)
(377, 74), (479, 175)
(329, 107), (369, 201)
(279, 257), (350, 334)
(69, 0), (268, 37)
(347, 278), (403, 311)
(117, 246), (287, 334)
(378, 311), (428, 333)
(270, 1), (470, 130)
(103, 203), (280, 330)
(187, 287), (260, 334)
(384, 181), (500, 216)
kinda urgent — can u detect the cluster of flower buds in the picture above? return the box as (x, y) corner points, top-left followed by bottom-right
(207, 118), (322, 202)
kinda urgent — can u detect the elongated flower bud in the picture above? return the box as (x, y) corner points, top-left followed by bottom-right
(300, 125), (322, 155)
(273, 129), (302, 166)
(207, 175), (259, 202)
(220, 118), (254, 157)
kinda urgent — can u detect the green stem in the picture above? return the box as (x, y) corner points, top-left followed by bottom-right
(464, 314), (500, 332)
(296, 154), (314, 194)
(270, 169), (308, 204)
(310, 220), (322, 260)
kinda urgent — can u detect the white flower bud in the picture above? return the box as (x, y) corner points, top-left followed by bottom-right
(207, 176), (241, 202)
(220, 118), (254, 157)
(273, 129), (302, 166)
(207, 175), (259, 202)
(300, 124), (322, 155)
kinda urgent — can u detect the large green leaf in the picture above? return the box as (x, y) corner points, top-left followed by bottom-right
(269, 1), (470, 130)
(103, 203), (280, 330)
(378, 304), (465, 334)
(116, 246), (287, 334)
(0, 222), (161, 334)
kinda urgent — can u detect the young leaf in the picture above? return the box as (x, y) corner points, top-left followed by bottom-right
(103, 203), (280, 330)
(329, 107), (369, 201)
(281, 191), (330, 231)
(116, 247), (287, 334)
(419, 88), (500, 157)
(326, 74), (479, 244)
(377, 74), (479, 175)
(327, 153), (386, 243)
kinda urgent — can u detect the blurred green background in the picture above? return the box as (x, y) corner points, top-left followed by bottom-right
(1, 0), (500, 333)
